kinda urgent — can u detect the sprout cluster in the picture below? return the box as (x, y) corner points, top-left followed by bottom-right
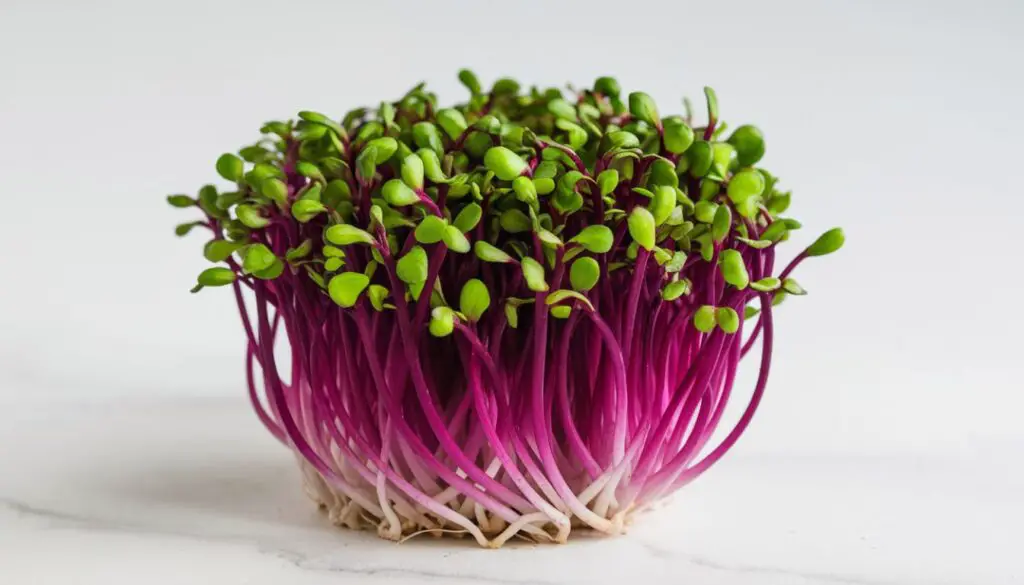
(170, 70), (843, 547)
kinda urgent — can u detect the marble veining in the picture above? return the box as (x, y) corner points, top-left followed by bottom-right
(1, 396), (1019, 585)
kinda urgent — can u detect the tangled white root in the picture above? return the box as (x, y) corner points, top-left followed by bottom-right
(296, 459), (636, 548)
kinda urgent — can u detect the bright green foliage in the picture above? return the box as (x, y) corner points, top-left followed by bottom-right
(628, 207), (656, 251)
(807, 228), (845, 257)
(570, 257), (600, 292)
(170, 70), (841, 348)
(459, 279), (491, 321)
(720, 249), (749, 290)
(329, 272), (370, 308)
(521, 257), (548, 292)
(397, 246), (429, 284)
(195, 267), (236, 289)
(694, 305), (716, 333)
(484, 147), (528, 180)
(716, 307), (740, 333)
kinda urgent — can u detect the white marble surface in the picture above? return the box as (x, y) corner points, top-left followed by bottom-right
(1, 396), (1020, 585)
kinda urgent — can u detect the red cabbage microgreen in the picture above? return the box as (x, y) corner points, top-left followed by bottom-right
(170, 71), (844, 547)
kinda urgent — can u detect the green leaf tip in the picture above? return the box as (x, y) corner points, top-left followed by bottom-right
(806, 228), (845, 257)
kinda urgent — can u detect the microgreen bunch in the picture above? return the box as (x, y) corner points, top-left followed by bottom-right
(170, 70), (843, 547)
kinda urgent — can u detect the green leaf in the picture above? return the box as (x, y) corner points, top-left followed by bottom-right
(548, 98), (578, 121)
(569, 257), (600, 292)
(735, 193), (761, 218)
(745, 305), (760, 319)
(355, 146), (376, 181)
(550, 305), (572, 319)
(686, 141), (714, 177)
(285, 239), (313, 263)
(413, 122), (444, 154)
(767, 191), (792, 215)
(242, 243), (276, 274)
(697, 233), (714, 262)
(216, 153), (244, 182)
(761, 221), (788, 242)
(546, 289), (594, 311)
(566, 225), (611, 254)
(437, 108), (468, 139)
(594, 76), (621, 97)
(299, 183), (322, 202)
(442, 225), (471, 253)
(474, 240), (514, 263)
(597, 169), (619, 196)
(704, 86), (719, 125)
(324, 257), (344, 272)
(365, 137), (398, 164)
(260, 178), (289, 206)
(175, 221), (202, 237)
(750, 277), (781, 292)
(217, 191), (244, 210)
(367, 284), (389, 311)
(460, 279), (491, 321)
(252, 257), (284, 280)
(712, 142), (737, 177)
(716, 307), (740, 333)
(491, 77), (520, 95)
(712, 204), (732, 242)
(453, 203), (482, 233)
(727, 125), (765, 167)
(484, 146), (528, 181)
(203, 240), (243, 263)
(504, 302), (519, 328)
(533, 177), (555, 195)
(457, 68), (482, 94)
(782, 277), (807, 295)
(727, 169), (766, 204)
(382, 179), (420, 207)
(499, 208), (532, 233)
(694, 305), (717, 333)
(628, 92), (660, 127)
(606, 130), (639, 149)
(323, 245), (345, 258)
(291, 199), (326, 223)
(521, 257), (548, 292)
(397, 245), (429, 284)
(417, 148), (446, 183)
(167, 194), (194, 208)
(628, 206), (656, 251)
(415, 215), (447, 244)
(649, 185), (676, 226)
(737, 236), (772, 249)
(720, 249), (749, 290)
(556, 119), (587, 149)
(295, 161), (324, 183)
(662, 279), (691, 301)
(662, 119), (695, 154)
(328, 272), (370, 308)
(236, 204), (269, 229)
(429, 306), (456, 337)
(379, 101), (396, 127)
(323, 180), (352, 209)
(193, 267), (236, 291)
(648, 158), (679, 189)
(399, 154), (425, 190)
(512, 176), (538, 204)
(325, 224), (375, 246)
(665, 250), (687, 273)
(198, 185), (221, 218)
(806, 227), (845, 257)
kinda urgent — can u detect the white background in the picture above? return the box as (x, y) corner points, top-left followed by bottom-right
(2, 0), (1022, 462)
